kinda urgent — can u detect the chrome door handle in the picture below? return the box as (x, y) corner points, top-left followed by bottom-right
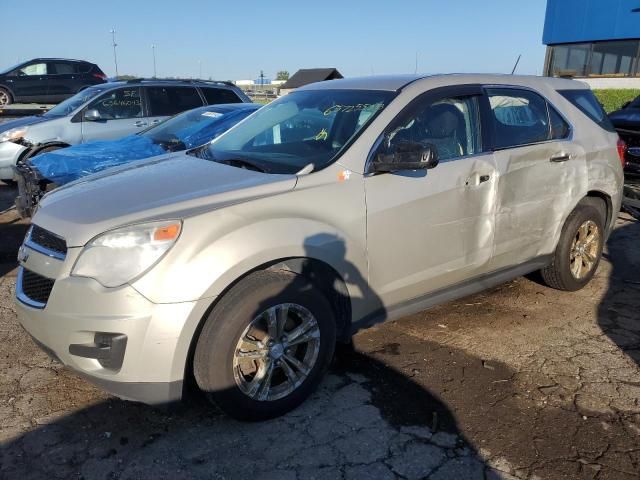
(134, 121), (148, 127)
(550, 153), (571, 162)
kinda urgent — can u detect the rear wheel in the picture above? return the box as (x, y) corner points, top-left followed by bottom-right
(194, 270), (336, 421)
(0, 88), (12, 106)
(540, 199), (605, 291)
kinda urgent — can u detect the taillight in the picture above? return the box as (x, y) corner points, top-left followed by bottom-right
(617, 138), (627, 168)
(93, 72), (107, 80)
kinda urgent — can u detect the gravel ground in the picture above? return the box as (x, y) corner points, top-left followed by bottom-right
(1, 181), (639, 480)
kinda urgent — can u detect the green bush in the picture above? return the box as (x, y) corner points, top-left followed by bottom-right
(593, 89), (640, 113)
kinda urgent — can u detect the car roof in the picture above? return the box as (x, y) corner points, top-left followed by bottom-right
(30, 58), (92, 63)
(297, 73), (587, 92)
(191, 103), (261, 114)
(108, 78), (238, 88)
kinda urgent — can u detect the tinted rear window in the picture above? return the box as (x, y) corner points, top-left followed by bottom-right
(147, 86), (204, 116)
(201, 87), (242, 104)
(558, 89), (616, 132)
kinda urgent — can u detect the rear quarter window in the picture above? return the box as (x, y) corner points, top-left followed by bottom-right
(558, 89), (616, 133)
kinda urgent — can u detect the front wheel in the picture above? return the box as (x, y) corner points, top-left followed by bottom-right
(540, 200), (605, 291)
(0, 88), (12, 106)
(194, 270), (336, 421)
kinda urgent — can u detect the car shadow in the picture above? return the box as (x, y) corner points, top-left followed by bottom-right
(0, 184), (28, 278)
(598, 215), (640, 368)
(1, 232), (493, 479)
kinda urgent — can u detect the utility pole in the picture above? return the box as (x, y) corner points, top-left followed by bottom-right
(152, 44), (157, 78)
(260, 70), (265, 99)
(110, 29), (119, 78)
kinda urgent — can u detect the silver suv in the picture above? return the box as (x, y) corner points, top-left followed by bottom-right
(15, 74), (624, 420)
(0, 79), (250, 182)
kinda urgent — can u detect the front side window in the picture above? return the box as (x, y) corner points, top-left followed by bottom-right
(201, 87), (242, 105)
(17, 62), (47, 76)
(487, 89), (551, 149)
(86, 87), (143, 120)
(147, 86), (203, 116)
(383, 95), (482, 162)
(205, 89), (395, 174)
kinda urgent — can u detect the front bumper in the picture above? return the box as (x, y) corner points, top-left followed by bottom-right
(0, 141), (27, 180)
(14, 246), (211, 405)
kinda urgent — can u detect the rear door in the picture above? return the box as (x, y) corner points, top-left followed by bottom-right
(46, 61), (81, 101)
(484, 87), (584, 270)
(6, 61), (49, 101)
(80, 87), (145, 142)
(365, 86), (498, 308)
(144, 86), (204, 128)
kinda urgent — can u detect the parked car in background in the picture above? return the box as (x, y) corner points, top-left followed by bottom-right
(0, 79), (252, 183)
(14, 103), (260, 217)
(609, 95), (640, 176)
(14, 74), (623, 420)
(0, 58), (107, 106)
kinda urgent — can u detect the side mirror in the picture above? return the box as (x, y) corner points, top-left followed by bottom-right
(83, 109), (102, 121)
(373, 141), (439, 173)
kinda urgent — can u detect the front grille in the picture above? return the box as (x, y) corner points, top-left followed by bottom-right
(21, 268), (55, 305)
(30, 225), (67, 257)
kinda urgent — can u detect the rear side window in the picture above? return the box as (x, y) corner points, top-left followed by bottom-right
(201, 87), (242, 105)
(558, 89), (616, 132)
(49, 62), (77, 75)
(487, 88), (551, 149)
(146, 86), (204, 116)
(87, 87), (143, 119)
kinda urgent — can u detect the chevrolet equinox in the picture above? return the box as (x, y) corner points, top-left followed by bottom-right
(15, 74), (624, 420)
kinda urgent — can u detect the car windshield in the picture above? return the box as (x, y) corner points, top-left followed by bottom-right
(204, 89), (395, 174)
(143, 106), (257, 149)
(44, 85), (111, 117)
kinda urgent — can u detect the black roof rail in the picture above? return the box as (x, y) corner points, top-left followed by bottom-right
(123, 78), (236, 87)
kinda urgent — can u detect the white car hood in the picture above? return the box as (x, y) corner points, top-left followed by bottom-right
(33, 153), (296, 246)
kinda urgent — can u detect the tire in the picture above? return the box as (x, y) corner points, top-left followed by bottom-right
(194, 269), (336, 421)
(540, 199), (606, 291)
(0, 87), (12, 106)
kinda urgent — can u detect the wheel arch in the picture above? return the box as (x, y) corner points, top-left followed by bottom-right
(24, 142), (70, 160)
(181, 255), (353, 396)
(0, 84), (15, 101)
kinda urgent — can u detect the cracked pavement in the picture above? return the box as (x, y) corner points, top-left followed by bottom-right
(1, 182), (639, 479)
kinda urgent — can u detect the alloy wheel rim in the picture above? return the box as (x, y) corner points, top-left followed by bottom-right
(569, 220), (600, 280)
(0, 91), (8, 106)
(233, 303), (321, 401)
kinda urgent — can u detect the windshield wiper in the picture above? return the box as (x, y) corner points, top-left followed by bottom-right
(218, 158), (267, 173)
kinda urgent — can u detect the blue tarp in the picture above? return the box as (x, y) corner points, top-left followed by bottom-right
(31, 104), (259, 185)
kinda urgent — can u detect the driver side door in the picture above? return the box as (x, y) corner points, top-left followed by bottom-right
(364, 86), (498, 310)
(80, 87), (145, 142)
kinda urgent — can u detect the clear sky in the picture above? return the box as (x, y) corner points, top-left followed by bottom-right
(0, 0), (549, 80)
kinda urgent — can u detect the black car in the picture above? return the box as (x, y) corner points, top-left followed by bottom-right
(0, 58), (107, 106)
(609, 95), (640, 176)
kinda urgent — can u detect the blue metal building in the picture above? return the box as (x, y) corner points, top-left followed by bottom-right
(543, 0), (640, 78)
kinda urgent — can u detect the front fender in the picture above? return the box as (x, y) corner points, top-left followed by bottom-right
(131, 216), (370, 316)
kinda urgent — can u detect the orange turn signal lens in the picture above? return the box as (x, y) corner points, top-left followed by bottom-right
(153, 223), (181, 242)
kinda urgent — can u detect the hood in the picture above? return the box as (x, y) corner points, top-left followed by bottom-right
(33, 153), (297, 246)
(0, 115), (51, 134)
(31, 135), (165, 185)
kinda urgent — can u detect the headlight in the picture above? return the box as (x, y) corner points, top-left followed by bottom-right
(72, 220), (182, 287)
(0, 127), (28, 143)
